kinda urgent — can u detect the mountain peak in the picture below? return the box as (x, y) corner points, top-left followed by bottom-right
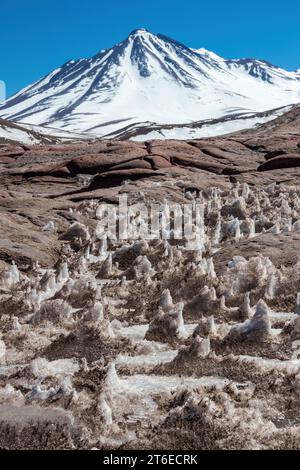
(0, 30), (299, 139)
(129, 28), (152, 38)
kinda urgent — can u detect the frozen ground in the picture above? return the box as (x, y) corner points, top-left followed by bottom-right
(2, 178), (300, 450)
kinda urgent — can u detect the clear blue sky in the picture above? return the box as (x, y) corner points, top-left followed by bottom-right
(1, 0), (300, 97)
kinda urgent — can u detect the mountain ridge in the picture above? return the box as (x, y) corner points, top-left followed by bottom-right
(0, 29), (299, 139)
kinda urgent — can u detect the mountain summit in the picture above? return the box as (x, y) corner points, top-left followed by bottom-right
(0, 29), (299, 138)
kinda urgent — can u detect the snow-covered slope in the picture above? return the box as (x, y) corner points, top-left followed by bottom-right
(105, 105), (294, 141)
(0, 118), (89, 144)
(0, 29), (299, 138)
(0, 118), (52, 144)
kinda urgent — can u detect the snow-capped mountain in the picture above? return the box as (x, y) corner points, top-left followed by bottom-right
(0, 28), (299, 139)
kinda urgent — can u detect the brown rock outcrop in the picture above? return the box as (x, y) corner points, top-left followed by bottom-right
(0, 156), (14, 164)
(67, 154), (147, 175)
(88, 168), (165, 189)
(0, 145), (25, 158)
(258, 153), (300, 171)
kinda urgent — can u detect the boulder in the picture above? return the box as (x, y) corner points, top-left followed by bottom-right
(0, 156), (14, 164)
(50, 166), (71, 177)
(264, 150), (286, 160)
(111, 158), (152, 171)
(67, 154), (149, 175)
(147, 140), (203, 159)
(171, 154), (224, 173)
(7, 162), (70, 177)
(258, 154), (300, 171)
(0, 145), (25, 158)
(102, 140), (146, 157)
(195, 145), (239, 161)
(147, 155), (172, 169)
(88, 168), (165, 189)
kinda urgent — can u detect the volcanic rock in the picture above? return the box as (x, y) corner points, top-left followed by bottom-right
(258, 154), (300, 171)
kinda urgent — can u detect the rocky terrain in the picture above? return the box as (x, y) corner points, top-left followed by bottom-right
(1, 105), (300, 449)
